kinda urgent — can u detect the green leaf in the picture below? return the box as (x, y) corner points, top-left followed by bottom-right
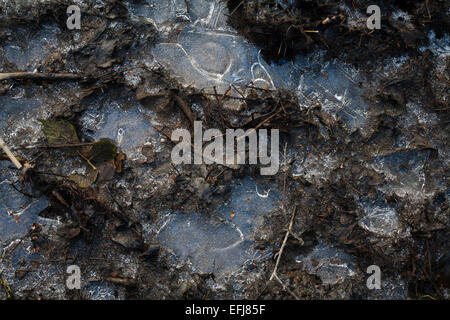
(89, 140), (117, 165)
(38, 119), (80, 146)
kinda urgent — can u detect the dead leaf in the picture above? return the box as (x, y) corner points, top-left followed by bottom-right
(69, 170), (99, 189)
(38, 119), (79, 146)
(96, 160), (116, 184)
(114, 150), (126, 173)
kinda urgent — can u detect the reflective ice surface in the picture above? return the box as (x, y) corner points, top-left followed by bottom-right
(291, 147), (340, 185)
(79, 95), (162, 162)
(1, 0), (443, 300)
(0, 161), (49, 244)
(295, 57), (369, 134)
(144, 0), (370, 133)
(370, 149), (430, 199)
(295, 241), (357, 286)
(358, 200), (410, 238)
(158, 177), (281, 275)
(2, 23), (61, 72)
(0, 91), (43, 146)
(152, 30), (276, 94)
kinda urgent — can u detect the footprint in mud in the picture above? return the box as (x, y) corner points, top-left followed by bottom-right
(158, 178), (281, 275)
(182, 38), (232, 78)
(153, 29), (275, 94)
(80, 100), (160, 162)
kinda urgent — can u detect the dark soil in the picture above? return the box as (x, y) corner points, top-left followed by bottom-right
(227, 0), (450, 66)
(0, 0), (448, 300)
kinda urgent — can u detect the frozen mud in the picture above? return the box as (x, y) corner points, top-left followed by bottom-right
(0, 0), (448, 300)
(0, 161), (49, 244)
(3, 23), (61, 72)
(158, 178), (280, 275)
(80, 94), (160, 162)
(148, 0), (370, 135)
(295, 241), (357, 286)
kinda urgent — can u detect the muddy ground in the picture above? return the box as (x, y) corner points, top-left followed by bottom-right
(0, 0), (449, 300)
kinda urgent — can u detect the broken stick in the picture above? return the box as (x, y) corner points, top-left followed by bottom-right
(0, 72), (85, 82)
(0, 136), (22, 169)
(173, 94), (196, 127)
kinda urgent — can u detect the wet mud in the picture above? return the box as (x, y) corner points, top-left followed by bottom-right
(0, 0), (449, 300)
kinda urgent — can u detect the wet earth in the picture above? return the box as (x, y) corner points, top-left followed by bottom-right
(0, 0), (449, 299)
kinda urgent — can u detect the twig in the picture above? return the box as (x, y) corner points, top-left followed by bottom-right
(105, 277), (135, 286)
(235, 108), (282, 143)
(212, 86), (227, 128)
(0, 72), (85, 82)
(425, 0), (432, 19)
(270, 206), (296, 281)
(12, 142), (95, 150)
(226, 0), (244, 17)
(342, 177), (362, 196)
(267, 206), (301, 300)
(0, 136), (22, 169)
(173, 94), (196, 127)
(77, 151), (97, 170)
(203, 92), (247, 100)
(272, 273), (300, 300)
(0, 277), (13, 299)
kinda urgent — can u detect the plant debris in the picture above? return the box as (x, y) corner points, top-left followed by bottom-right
(0, 0), (448, 300)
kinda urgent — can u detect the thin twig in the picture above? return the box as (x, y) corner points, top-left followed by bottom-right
(0, 136), (22, 169)
(268, 205), (300, 300)
(173, 94), (196, 127)
(0, 72), (85, 82)
(270, 206), (297, 281)
(12, 142), (95, 150)
(273, 273), (300, 300)
(227, 0), (244, 17)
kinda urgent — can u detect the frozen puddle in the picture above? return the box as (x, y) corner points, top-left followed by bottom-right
(2, 23), (61, 71)
(295, 56), (369, 134)
(370, 149), (430, 199)
(0, 161), (49, 244)
(79, 94), (163, 162)
(0, 89), (43, 146)
(144, 0), (276, 93)
(127, 0), (189, 26)
(143, 0), (370, 134)
(152, 29), (275, 94)
(295, 241), (357, 286)
(158, 177), (281, 275)
(291, 146), (340, 185)
(358, 198), (410, 238)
